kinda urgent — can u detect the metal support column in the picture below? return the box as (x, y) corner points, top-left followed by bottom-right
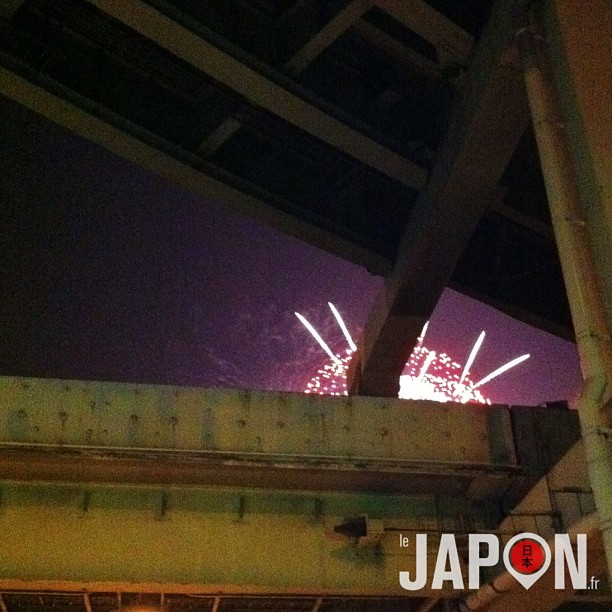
(516, 9), (612, 585)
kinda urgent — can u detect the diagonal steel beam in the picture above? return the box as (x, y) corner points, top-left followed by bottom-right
(415, 597), (441, 612)
(197, 116), (243, 157)
(86, 0), (426, 191)
(375, 0), (474, 64)
(311, 597), (323, 612)
(83, 594), (93, 612)
(199, 0), (374, 157)
(283, 0), (374, 76)
(353, 19), (440, 80)
(349, 0), (529, 396)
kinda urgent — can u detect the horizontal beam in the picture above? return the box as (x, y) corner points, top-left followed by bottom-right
(350, 0), (529, 396)
(0, 375), (591, 600)
(87, 0), (427, 191)
(0, 440), (596, 599)
(0, 375), (581, 506)
(0, 481), (471, 597)
(0, 68), (391, 275)
(0, 376), (513, 468)
(449, 281), (574, 342)
(0, 446), (525, 499)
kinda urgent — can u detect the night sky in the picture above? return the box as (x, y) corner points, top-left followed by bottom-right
(0, 96), (582, 407)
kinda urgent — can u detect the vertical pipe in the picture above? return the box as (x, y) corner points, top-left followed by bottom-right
(516, 11), (612, 585)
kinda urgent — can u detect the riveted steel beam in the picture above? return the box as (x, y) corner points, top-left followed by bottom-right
(86, 0), (427, 191)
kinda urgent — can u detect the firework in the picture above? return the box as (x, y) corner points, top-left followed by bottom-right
(296, 304), (530, 404)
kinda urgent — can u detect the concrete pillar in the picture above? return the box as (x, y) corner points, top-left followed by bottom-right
(543, 0), (612, 343)
(517, 0), (612, 586)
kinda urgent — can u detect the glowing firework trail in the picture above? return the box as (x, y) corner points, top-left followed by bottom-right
(418, 321), (429, 343)
(295, 312), (342, 365)
(328, 302), (357, 351)
(297, 301), (531, 405)
(416, 350), (436, 383)
(473, 354), (531, 389)
(458, 331), (486, 387)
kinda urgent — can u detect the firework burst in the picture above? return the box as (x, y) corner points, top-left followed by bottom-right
(297, 303), (530, 404)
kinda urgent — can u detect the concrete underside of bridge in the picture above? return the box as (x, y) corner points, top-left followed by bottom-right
(2, 0), (608, 397)
(0, 0), (611, 610)
(0, 0), (607, 399)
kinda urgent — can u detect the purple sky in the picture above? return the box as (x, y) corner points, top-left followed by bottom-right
(0, 96), (582, 406)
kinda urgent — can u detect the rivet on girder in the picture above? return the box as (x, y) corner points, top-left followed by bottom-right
(159, 492), (170, 520)
(237, 495), (246, 521)
(82, 490), (91, 515)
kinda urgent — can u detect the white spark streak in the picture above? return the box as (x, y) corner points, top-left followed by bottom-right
(473, 354), (531, 389)
(299, 300), (531, 406)
(458, 331), (486, 387)
(416, 350), (436, 383)
(418, 321), (429, 343)
(295, 312), (342, 365)
(328, 302), (357, 351)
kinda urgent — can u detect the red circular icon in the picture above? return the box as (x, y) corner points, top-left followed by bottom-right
(509, 538), (545, 574)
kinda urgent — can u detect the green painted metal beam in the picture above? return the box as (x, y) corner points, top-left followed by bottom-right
(0, 376), (580, 499)
(0, 481), (492, 596)
(0, 375), (511, 465)
(0, 376), (591, 599)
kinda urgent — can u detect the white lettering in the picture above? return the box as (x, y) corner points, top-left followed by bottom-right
(432, 534), (464, 589)
(468, 534), (499, 589)
(555, 534), (587, 589)
(399, 533), (428, 590)
(398, 531), (589, 592)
